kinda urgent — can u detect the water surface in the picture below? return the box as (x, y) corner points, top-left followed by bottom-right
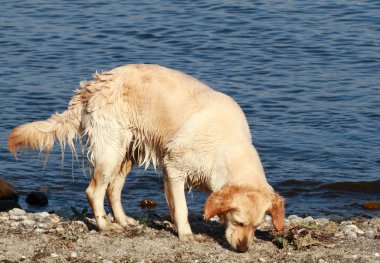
(0, 1), (379, 219)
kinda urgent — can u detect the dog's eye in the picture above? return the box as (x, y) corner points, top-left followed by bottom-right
(234, 221), (245, 227)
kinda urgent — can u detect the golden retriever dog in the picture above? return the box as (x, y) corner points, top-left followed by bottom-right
(8, 64), (284, 252)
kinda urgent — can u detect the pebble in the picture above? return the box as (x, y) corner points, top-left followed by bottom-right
(21, 220), (35, 229)
(70, 252), (78, 258)
(345, 231), (357, 239)
(365, 230), (375, 238)
(341, 224), (364, 237)
(51, 253), (58, 258)
(35, 228), (45, 233)
(10, 222), (20, 228)
(8, 208), (26, 216)
(315, 218), (329, 226)
(56, 227), (65, 233)
(303, 216), (314, 223)
(288, 215), (303, 224)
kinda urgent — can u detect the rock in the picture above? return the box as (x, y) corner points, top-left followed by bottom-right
(70, 252), (78, 258)
(9, 208), (26, 216)
(365, 230), (375, 239)
(0, 214), (9, 222)
(35, 228), (45, 234)
(334, 231), (345, 238)
(37, 223), (47, 228)
(363, 201), (380, 210)
(346, 231), (357, 239)
(56, 227), (65, 233)
(21, 220), (36, 229)
(0, 200), (21, 212)
(369, 218), (380, 230)
(139, 198), (158, 209)
(10, 221), (20, 228)
(0, 178), (18, 201)
(26, 191), (48, 206)
(341, 224), (364, 238)
(34, 212), (50, 219)
(288, 215), (303, 224)
(303, 216), (314, 223)
(50, 214), (61, 224)
(9, 215), (21, 221)
(315, 218), (329, 226)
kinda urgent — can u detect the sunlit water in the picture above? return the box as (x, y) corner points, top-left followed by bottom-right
(0, 1), (379, 220)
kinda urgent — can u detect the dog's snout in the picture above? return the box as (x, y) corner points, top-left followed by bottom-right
(235, 237), (248, 253)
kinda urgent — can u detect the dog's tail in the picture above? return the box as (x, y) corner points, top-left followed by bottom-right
(8, 94), (83, 159)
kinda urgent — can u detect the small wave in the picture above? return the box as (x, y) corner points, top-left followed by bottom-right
(275, 179), (380, 195)
(319, 180), (380, 194)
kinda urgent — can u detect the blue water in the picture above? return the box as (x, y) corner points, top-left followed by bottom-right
(0, 1), (379, 220)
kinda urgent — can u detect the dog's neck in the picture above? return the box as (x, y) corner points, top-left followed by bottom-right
(210, 144), (272, 193)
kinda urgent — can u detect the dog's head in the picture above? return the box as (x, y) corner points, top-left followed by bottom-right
(204, 185), (284, 253)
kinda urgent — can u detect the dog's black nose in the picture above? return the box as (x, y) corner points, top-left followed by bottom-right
(236, 243), (248, 253)
(236, 237), (248, 253)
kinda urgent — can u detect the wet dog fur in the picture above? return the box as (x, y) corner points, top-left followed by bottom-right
(8, 64), (284, 252)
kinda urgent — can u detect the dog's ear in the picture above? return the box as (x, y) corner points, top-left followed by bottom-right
(204, 190), (233, 221)
(269, 193), (285, 231)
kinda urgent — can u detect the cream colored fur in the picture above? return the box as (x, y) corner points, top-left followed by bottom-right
(8, 64), (284, 252)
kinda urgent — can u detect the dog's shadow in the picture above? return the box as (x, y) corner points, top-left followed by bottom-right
(147, 215), (274, 251)
(78, 213), (274, 251)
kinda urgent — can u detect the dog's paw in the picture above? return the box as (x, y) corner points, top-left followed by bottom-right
(119, 216), (139, 227)
(179, 233), (206, 244)
(99, 222), (123, 232)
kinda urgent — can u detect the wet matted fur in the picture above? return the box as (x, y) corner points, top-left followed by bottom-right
(8, 64), (284, 252)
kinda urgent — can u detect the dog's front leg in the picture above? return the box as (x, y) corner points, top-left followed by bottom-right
(164, 171), (194, 242)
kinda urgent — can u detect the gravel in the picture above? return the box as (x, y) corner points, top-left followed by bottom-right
(0, 208), (379, 262)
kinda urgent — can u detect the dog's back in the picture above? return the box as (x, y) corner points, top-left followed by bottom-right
(77, 64), (252, 172)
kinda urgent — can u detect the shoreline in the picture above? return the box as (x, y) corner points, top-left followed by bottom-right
(0, 208), (379, 263)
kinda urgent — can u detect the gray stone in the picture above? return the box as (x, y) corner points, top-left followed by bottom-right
(303, 216), (314, 223)
(10, 221), (20, 228)
(8, 208), (26, 216)
(342, 224), (364, 234)
(21, 220), (36, 229)
(364, 230), (375, 238)
(345, 231), (357, 239)
(288, 215), (303, 224)
(35, 228), (45, 234)
(56, 227), (65, 233)
(315, 218), (329, 226)
(9, 215), (20, 221)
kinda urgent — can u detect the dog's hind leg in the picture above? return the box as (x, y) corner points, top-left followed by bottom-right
(86, 148), (123, 231)
(106, 159), (138, 227)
